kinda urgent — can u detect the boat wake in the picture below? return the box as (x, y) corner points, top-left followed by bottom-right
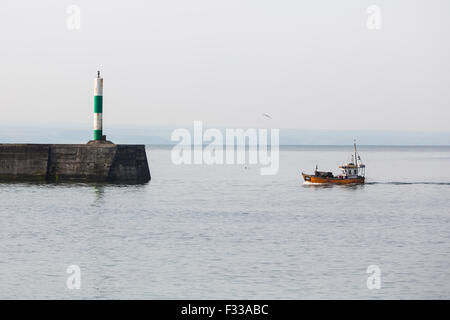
(366, 182), (450, 186)
(303, 181), (450, 186)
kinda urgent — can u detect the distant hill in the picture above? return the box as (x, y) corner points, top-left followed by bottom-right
(0, 125), (449, 145)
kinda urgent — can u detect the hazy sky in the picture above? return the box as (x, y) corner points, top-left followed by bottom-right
(0, 0), (449, 131)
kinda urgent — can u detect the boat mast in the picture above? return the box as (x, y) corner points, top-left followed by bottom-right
(354, 139), (358, 168)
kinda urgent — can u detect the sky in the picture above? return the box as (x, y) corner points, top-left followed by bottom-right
(0, 0), (449, 134)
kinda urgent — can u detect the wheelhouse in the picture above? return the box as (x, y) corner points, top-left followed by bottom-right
(339, 163), (365, 177)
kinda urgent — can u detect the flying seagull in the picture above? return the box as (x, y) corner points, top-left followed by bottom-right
(262, 113), (272, 119)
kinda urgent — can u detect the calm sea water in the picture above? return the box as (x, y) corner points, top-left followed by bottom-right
(1, 146), (449, 299)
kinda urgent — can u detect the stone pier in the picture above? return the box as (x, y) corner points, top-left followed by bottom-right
(0, 144), (151, 183)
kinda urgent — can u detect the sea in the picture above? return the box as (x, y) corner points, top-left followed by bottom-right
(1, 146), (449, 299)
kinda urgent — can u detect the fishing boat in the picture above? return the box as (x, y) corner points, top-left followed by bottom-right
(302, 141), (365, 185)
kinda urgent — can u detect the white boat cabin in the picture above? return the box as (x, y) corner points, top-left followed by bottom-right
(339, 162), (365, 177)
(338, 142), (366, 178)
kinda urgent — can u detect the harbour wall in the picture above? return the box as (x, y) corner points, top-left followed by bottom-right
(0, 144), (151, 183)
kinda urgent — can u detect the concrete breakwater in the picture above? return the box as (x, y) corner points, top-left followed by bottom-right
(0, 144), (151, 183)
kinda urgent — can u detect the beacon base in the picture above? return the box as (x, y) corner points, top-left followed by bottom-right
(0, 144), (151, 184)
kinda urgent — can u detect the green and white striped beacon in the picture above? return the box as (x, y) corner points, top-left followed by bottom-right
(93, 71), (103, 141)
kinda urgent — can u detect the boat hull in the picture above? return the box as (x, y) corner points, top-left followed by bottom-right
(302, 173), (365, 185)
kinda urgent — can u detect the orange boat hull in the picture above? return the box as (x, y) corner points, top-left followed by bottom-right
(302, 173), (365, 185)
